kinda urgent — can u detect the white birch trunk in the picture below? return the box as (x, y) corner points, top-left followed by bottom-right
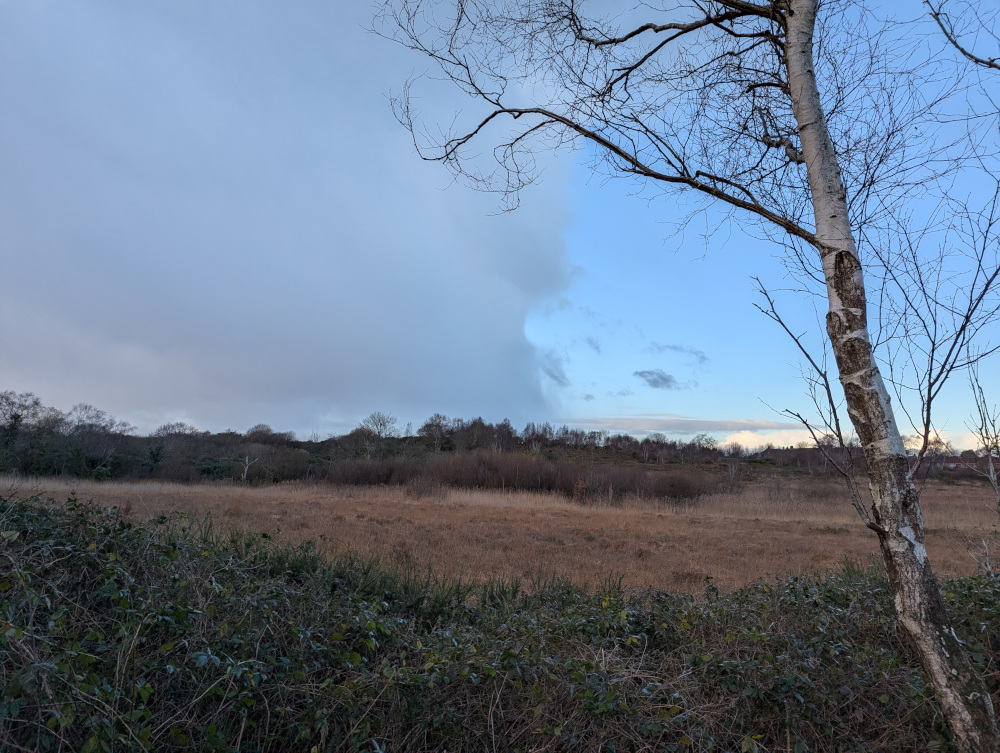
(784, 0), (999, 748)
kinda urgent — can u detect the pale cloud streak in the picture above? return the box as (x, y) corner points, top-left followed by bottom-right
(540, 350), (570, 387)
(646, 342), (710, 365)
(568, 413), (800, 436)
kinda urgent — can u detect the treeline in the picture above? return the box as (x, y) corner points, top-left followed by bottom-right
(0, 390), (885, 498)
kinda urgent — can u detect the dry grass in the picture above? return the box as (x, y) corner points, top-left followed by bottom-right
(4, 474), (995, 592)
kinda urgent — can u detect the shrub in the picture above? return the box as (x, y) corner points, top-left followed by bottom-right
(3, 495), (997, 752)
(647, 469), (718, 500)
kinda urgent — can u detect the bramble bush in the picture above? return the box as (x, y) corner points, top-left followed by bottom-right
(2, 495), (999, 751)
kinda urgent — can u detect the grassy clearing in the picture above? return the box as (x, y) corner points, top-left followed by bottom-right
(3, 476), (993, 591)
(3, 495), (1000, 752)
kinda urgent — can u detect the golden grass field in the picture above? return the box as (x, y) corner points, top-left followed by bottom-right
(4, 474), (996, 592)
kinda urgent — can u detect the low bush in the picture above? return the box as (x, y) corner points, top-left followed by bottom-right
(325, 458), (423, 487)
(3, 495), (999, 752)
(646, 469), (720, 500)
(410, 450), (723, 502)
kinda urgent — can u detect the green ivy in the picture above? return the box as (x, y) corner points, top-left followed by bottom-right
(2, 495), (996, 752)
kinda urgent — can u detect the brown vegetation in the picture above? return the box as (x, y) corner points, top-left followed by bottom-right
(7, 474), (994, 592)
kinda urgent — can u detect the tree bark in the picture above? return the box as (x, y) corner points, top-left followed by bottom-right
(784, 0), (999, 749)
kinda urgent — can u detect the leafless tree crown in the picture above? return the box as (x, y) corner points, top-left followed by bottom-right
(379, 0), (955, 247)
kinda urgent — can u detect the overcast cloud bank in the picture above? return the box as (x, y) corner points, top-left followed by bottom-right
(0, 0), (573, 435)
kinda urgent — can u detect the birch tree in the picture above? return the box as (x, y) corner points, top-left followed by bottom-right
(376, 0), (1000, 747)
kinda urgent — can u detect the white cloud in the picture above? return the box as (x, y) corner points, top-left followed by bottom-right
(719, 429), (815, 450)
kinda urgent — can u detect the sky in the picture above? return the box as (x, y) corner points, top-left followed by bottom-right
(0, 0), (995, 448)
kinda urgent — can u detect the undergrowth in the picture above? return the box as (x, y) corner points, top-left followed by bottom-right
(2, 495), (1000, 752)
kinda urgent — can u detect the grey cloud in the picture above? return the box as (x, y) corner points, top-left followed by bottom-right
(541, 350), (570, 387)
(633, 369), (680, 390)
(610, 388), (634, 398)
(583, 336), (601, 354)
(647, 342), (709, 365)
(540, 297), (572, 316)
(582, 393), (595, 401)
(0, 1), (572, 435)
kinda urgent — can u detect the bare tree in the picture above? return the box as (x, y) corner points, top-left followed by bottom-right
(418, 412), (452, 451)
(239, 454), (258, 484)
(928, 0), (1000, 72)
(358, 410), (400, 458)
(0, 391), (43, 454)
(927, 0), (1000, 581)
(152, 421), (203, 437)
(962, 363), (1000, 572)
(0, 390), (43, 428)
(969, 363), (1000, 508)
(377, 0), (1000, 745)
(63, 403), (136, 477)
(360, 410), (399, 441)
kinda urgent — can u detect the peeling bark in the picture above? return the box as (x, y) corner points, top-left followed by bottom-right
(785, 0), (998, 749)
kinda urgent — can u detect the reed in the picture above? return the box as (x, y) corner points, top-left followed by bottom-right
(2, 474), (992, 591)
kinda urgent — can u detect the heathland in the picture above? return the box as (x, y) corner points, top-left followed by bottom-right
(4, 474), (995, 591)
(3, 482), (1000, 752)
(5, 394), (1000, 750)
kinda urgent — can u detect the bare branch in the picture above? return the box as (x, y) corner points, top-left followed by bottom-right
(928, 0), (1000, 71)
(754, 279), (881, 531)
